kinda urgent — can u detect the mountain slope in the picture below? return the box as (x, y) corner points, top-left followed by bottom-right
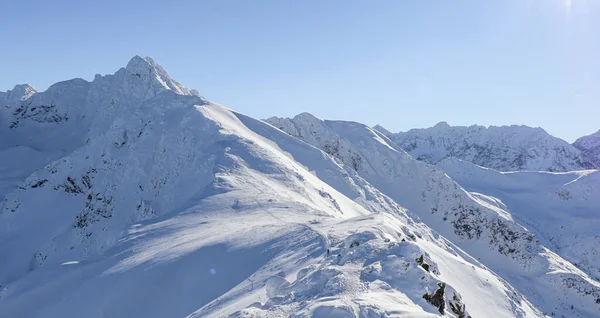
(437, 158), (600, 281)
(267, 114), (600, 317)
(574, 130), (600, 168)
(0, 57), (544, 317)
(382, 122), (594, 172)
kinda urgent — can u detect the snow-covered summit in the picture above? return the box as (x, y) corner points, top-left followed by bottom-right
(574, 129), (600, 168)
(432, 121), (451, 129)
(0, 84), (37, 102)
(123, 55), (200, 97)
(388, 122), (595, 171)
(0, 56), (200, 108)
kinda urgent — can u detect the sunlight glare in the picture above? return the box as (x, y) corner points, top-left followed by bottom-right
(565, 0), (573, 15)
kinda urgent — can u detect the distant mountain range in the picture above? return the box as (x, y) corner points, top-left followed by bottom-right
(373, 122), (597, 172)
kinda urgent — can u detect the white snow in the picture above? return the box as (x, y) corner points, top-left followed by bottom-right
(0, 56), (598, 318)
(267, 114), (600, 317)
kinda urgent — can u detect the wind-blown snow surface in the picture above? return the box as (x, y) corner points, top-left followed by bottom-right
(379, 122), (595, 172)
(574, 130), (600, 168)
(0, 57), (589, 318)
(267, 114), (600, 317)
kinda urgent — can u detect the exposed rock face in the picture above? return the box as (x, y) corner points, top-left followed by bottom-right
(423, 282), (446, 314)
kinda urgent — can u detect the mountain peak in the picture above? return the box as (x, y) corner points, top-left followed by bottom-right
(2, 83), (37, 102)
(125, 55), (149, 68)
(121, 55), (198, 97)
(433, 121), (450, 129)
(13, 83), (36, 92)
(125, 56), (165, 75)
(293, 112), (321, 121)
(373, 124), (392, 136)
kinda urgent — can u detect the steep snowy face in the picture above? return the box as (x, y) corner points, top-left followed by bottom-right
(267, 114), (600, 317)
(388, 123), (594, 172)
(574, 130), (600, 168)
(437, 158), (600, 281)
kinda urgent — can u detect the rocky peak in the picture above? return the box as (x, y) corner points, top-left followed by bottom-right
(3, 84), (37, 102)
(122, 55), (196, 97)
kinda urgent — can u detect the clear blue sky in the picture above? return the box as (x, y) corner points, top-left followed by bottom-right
(1, 0), (598, 142)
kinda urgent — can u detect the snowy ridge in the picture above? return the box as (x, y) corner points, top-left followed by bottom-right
(0, 57), (545, 317)
(385, 122), (595, 172)
(574, 130), (600, 168)
(267, 114), (600, 317)
(0, 56), (596, 317)
(0, 96), (528, 316)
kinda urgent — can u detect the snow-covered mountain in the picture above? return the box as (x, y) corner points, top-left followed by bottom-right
(378, 122), (595, 172)
(0, 57), (598, 317)
(574, 130), (600, 168)
(267, 114), (600, 317)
